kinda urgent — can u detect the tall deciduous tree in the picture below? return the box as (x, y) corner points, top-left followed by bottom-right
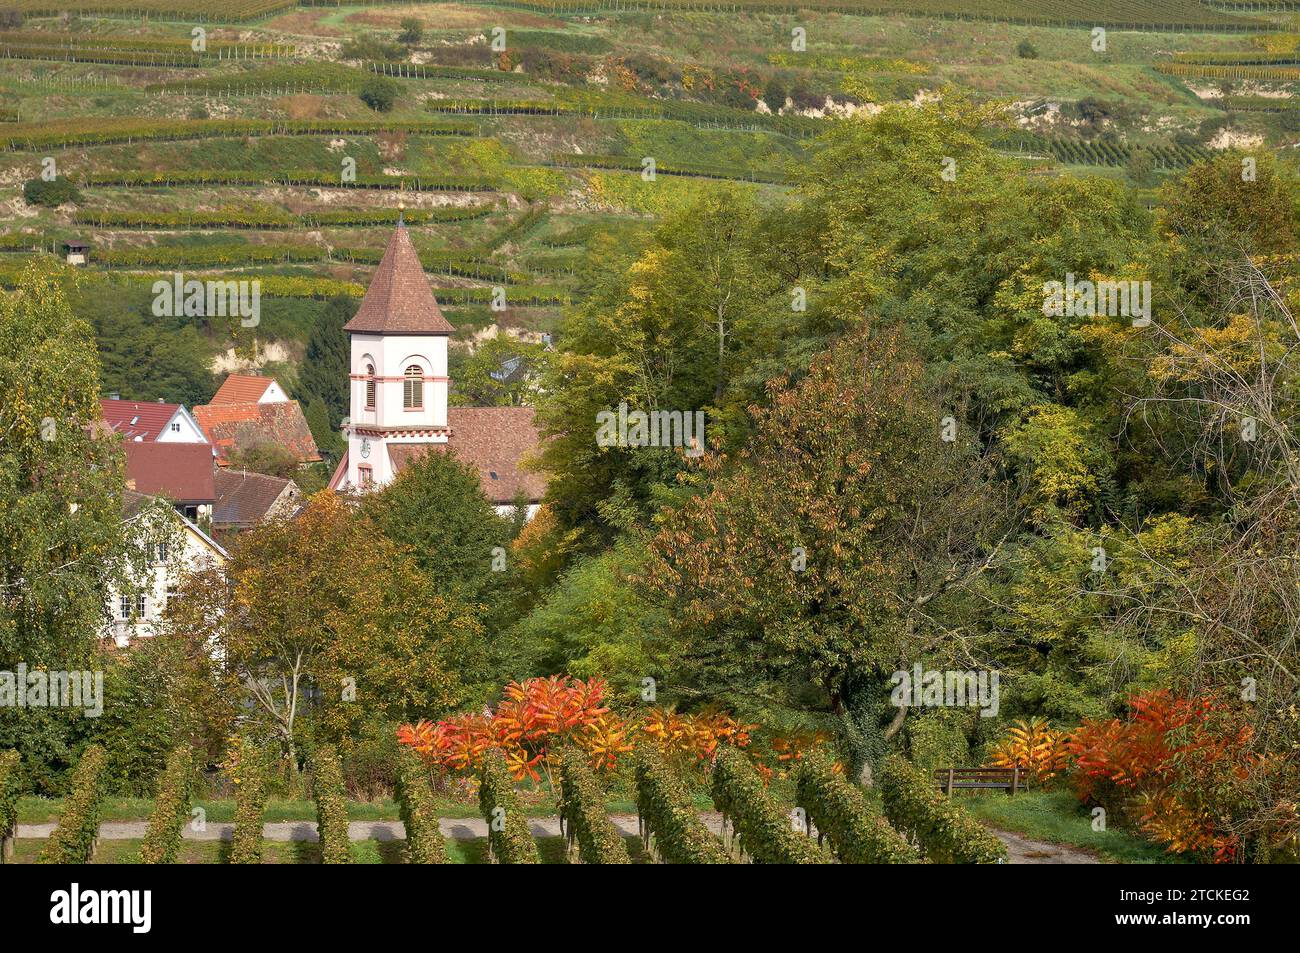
(535, 187), (789, 537)
(361, 450), (514, 619)
(643, 326), (1017, 782)
(168, 492), (484, 778)
(0, 264), (129, 667)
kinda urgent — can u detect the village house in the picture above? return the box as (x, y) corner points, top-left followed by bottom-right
(100, 396), (208, 443)
(327, 221), (546, 516)
(105, 491), (228, 648)
(211, 468), (301, 538)
(123, 441), (217, 524)
(193, 374), (321, 468)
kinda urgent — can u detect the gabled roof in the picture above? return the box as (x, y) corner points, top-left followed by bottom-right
(212, 469), (299, 530)
(124, 442), (216, 503)
(210, 374), (276, 405)
(343, 224), (454, 336)
(193, 400), (321, 465)
(382, 406), (546, 504)
(121, 490), (228, 560)
(100, 398), (185, 442)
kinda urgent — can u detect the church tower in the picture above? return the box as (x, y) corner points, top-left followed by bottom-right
(339, 221), (453, 490)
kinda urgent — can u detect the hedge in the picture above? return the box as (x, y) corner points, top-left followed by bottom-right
(478, 750), (539, 864)
(711, 747), (828, 864)
(632, 745), (730, 864)
(84, 169), (498, 192)
(556, 747), (630, 864)
(229, 761), (267, 865)
(0, 749), (20, 863)
(0, 117), (475, 153)
(880, 754), (1007, 864)
(794, 752), (919, 864)
(40, 745), (107, 864)
(311, 745), (352, 864)
(74, 204), (492, 230)
(139, 745), (194, 864)
(394, 747), (447, 864)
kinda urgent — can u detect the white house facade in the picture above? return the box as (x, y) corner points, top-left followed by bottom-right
(105, 494), (228, 648)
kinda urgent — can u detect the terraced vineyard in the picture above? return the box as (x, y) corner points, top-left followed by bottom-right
(0, 0), (1281, 397)
(491, 0), (1260, 29)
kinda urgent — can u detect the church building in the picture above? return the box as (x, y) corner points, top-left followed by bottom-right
(327, 221), (546, 517)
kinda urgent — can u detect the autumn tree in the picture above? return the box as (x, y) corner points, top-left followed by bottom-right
(167, 492), (485, 781)
(642, 326), (1017, 783)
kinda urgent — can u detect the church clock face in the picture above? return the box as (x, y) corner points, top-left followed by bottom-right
(360, 438), (371, 459)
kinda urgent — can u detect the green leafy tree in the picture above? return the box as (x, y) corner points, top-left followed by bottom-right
(535, 187), (788, 537)
(299, 295), (354, 427)
(361, 450), (513, 618)
(0, 264), (130, 667)
(449, 335), (546, 407)
(508, 537), (662, 698)
(23, 176), (82, 207)
(359, 78), (400, 113)
(398, 17), (423, 45)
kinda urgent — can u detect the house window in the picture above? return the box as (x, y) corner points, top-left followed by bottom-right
(137, 594), (148, 619)
(403, 365), (423, 409)
(358, 465), (373, 488)
(365, 365), (376, 410)
(154, 542), (169, 564)
(119, 595), (131, 620)
(170, 422), (181, 433)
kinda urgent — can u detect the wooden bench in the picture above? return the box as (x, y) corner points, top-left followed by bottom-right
(934, 767), (1026, 796)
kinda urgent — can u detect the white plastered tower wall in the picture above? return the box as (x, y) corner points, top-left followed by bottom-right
(345, 331), (449, 488)
(335, 221), (457, 492)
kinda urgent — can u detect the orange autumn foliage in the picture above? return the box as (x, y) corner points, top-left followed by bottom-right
(397, 676), (757, 781)
(989, 717), (1071, 782)
(1065, 690), (1256, 862)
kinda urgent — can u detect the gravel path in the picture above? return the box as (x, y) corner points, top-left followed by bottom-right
(992, 828), (1100, 864)
(16, 815), (1092, 862)
(16, 813), (727, 843)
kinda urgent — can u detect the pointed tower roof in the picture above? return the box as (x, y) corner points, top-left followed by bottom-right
(344, 224), (454, 335)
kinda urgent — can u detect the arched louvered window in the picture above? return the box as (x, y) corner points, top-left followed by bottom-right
(403, 365), (423, 409)
(365, 364), (376, 410)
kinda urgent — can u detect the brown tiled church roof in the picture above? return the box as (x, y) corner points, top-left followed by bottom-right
(343, 223), (454, 336)
(386, 406), (546, 504)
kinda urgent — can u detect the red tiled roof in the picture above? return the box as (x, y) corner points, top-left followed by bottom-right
(124, 442), (216, 503)
(212, 468), (299, 530)
(343, 224), (454, 336)
(210, 374), (276, 405)
(387, 406), (545, 503)
(193, 400), (321, 465)
(100, 398), (182, 442)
